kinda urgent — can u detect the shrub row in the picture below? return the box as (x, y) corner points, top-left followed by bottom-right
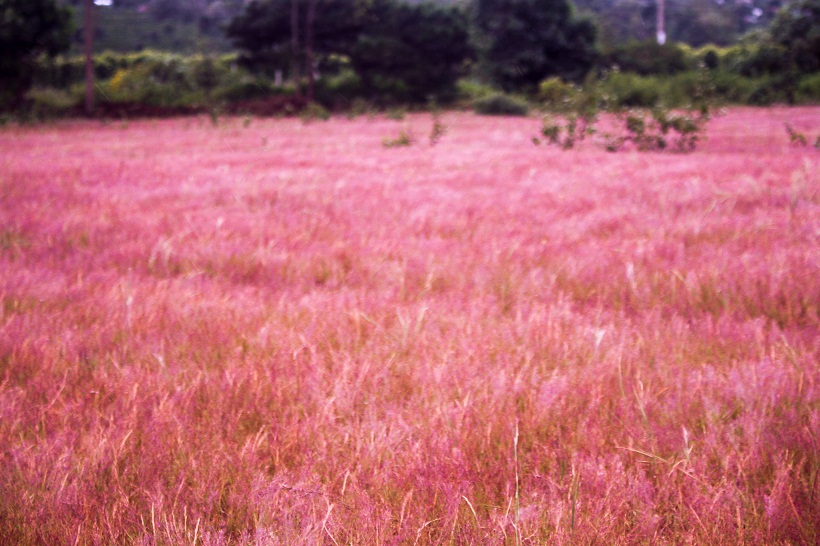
(20, 49), (820, 120)
(604, 41), (813, 79)
(537, 70), (820, 111)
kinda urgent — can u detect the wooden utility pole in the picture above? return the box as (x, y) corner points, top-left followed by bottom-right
(291, 0), (302, 99)
(305, 0), (317, 102)
(84, 0), (95, 114)
(656, 0), (666, 45)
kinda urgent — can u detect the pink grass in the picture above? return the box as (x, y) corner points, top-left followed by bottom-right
(1, 107), (818, 544)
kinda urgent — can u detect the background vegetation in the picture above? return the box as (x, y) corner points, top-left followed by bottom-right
(1, 0), (818, 119)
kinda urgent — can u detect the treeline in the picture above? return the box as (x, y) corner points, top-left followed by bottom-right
(4, 0), (820, 119)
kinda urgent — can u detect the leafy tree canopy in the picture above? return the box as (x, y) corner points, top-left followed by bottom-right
(226, 0), (366, 73)
(227, 0), (474, 101)
(351, 1), (474, 101)
(574, 0), (786, 48)
(770, 0), (820, 71)
(472, 0), (598, 91)
(0, 0), (74, 107)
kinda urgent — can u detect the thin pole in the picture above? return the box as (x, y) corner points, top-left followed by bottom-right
(291, 0), (302, 99)
(656, 0), (666, 45)
(84, 0), (95, 114)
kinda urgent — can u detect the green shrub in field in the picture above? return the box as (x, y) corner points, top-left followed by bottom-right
(606, 41), (690, 75)
(347, 98), (376, 119)
(24, 87), (78, 118)
(211, 78), (282, 103)
(191, 58), (230, 96)
(723, 43), (790, 78)
(707, 71), (761, 103)
(538, 77), (578, 109)
(473, 94), (529, 116)
(746, 76), (793, 105)
(600, 72), (664, 108)
(796, 73), (820, 103)
(600, 70), (714, 110)
(538, 113), (596, 149)
(383, 129), (414, 147)
(33, 56), (83, 89)
(539, 106), (710, 153)
(101, 64), (197, 107)
(457, 79), (496, 101)
(702, 49), (720, 70)
(315, 69), (363, 110)
(300, 102), (331, 123)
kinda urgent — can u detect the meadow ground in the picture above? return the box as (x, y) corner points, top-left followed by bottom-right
(0, 107), (818, 544)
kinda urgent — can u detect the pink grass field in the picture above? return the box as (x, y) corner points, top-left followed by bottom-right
(0, 107), (818, 544)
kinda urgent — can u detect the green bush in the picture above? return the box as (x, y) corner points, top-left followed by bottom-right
(706, 71), (760, 103)
(664, 70), (716, 107)
(601, 72), (664, 108)
(473, 93), (530, 116)
(99, 61), (208, 107)
(746, 76), (791, 105)
(211, 78), (282, 103)
(538, 77), (578, 109)
(796, 73), (820, 103)
(606, 41), (690, 75)
(25, 87), (78, 118)
(722, 44), (790, 77)
(457, 79), (496, 101)
(300, 102), (331, 122)
(314, 69), (363, 110)
(703, 49), (720, 70)
(383, 129), (414, 147)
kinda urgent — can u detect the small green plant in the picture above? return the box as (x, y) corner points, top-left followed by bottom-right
(536, 112), (596, 149)
(429, 112), (446, 146)
(538, 77), (577, 108)
(603, 108), (710, 152)
(537, 72), (712, 153)
(785, 124), (807, 146)
(383, 129), (414, 148)
(300, 102), (331, 123)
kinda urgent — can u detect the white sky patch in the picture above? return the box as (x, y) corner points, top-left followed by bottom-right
(95, 0), (113, 6)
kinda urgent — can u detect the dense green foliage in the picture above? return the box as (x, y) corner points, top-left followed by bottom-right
(226, 0), (365, 77)
(7, 0), (820, 118)
(605, 41), (689, 75)
(472, 0), (598, 90)
(227, 0), (473, 103)
(770, 0), (820, 73)
(350, 2), (473, 102)
(0, 0), (73, 109)
(473, 93), (530, 115)
(574, 0), (784, 47)
(62, 0), (243, 53)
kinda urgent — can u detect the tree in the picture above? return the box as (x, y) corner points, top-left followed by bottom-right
(226, 0), (365, 79)
(351, 1), (474, 102)
(228, 0), (474, 102)
(770, 0), (820, 72)
(572, 0), (783, 48)
(472, 0), (598, 91)
(0, 0), (73, 109)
